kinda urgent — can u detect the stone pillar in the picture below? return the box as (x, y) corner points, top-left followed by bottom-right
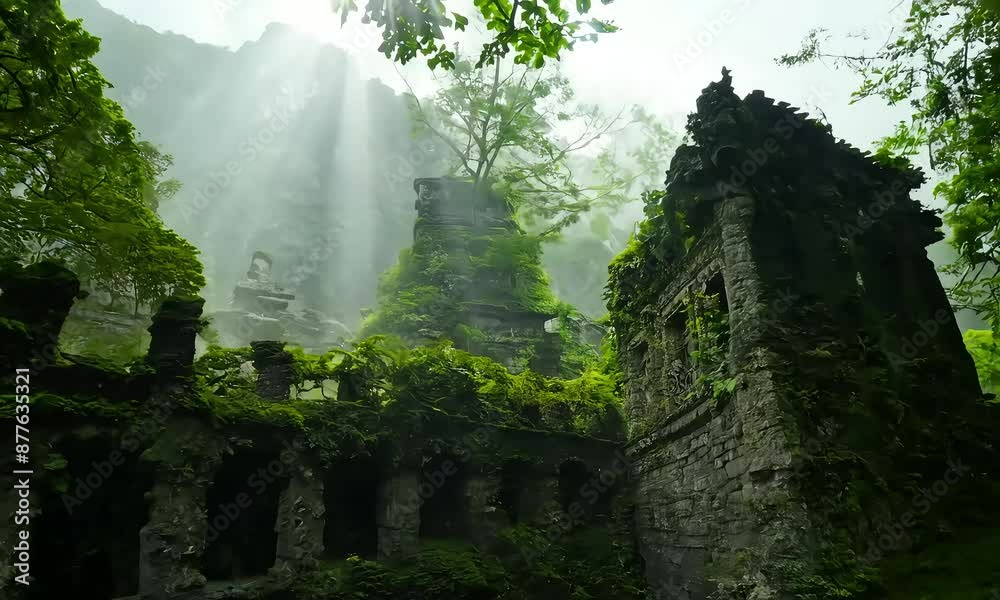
(147, 296), (205, 379)
(251, 340), (295, 402)
(273, 463), (325, 573)
(376, 470), (421, 560)
(465, 471), (508, 547)
(717, 195), (767, 366)
(520, 470), (562, 526)
(0, 261), (80, 366)
(138, 420), (223, 600)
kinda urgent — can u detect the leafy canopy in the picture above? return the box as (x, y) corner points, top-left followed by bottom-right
(332, 0), (618, 70)
(0, 0), (204, 311)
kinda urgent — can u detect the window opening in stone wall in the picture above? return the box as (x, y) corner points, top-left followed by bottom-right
(203, 450), (286, 580)
(31, 436), (152, 600)
(323, 457), (379, 559)
(497, 458), (533, 524)
(418, 453), (470, 539)
(682, 273), (733, 403)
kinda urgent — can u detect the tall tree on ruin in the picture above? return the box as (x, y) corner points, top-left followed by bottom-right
(402, 56), (674, 235)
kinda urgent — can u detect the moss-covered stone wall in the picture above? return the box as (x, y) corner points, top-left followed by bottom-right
(609, 71), (1000, 599)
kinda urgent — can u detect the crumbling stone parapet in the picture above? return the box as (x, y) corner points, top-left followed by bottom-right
(0, 261), (81, 366)
(147, 296), (205, 378)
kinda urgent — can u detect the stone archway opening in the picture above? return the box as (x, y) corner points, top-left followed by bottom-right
(202, 449), (287, 580)
(418, 453), (469, 539)
(30, 433), (152, 600)
(323, 456), (379, 559)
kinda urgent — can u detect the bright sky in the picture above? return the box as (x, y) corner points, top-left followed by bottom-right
(91, 0), (914, 158)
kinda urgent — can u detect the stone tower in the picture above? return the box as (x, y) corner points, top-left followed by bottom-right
(614, 71), (992, 599)
(364, 177), (562, 373)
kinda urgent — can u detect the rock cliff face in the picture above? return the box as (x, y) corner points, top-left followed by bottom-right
(614, 71), (995, 599)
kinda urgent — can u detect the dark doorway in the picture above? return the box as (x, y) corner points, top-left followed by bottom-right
(323, 457), (379, 558)
(418, 454), (469, 539)
(203, 450), (286, 580)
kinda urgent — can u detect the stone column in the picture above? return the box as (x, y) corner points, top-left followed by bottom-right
(147, 296), (205, 379)
(717, 195), (768, 366)
(251, 341), (295, 402)
(465, 471), (508, 547)
(138, 420), (223, 600)
(0, 261), (80, 367)
(520, 469), (562, 526)
(273, 463), (325, 573)
(375, 470), (421, 560)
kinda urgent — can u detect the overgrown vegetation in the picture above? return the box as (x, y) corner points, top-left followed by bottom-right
(963, 328), (1000, 394)
(0, 0), (205, 312)
(332, 0), (619, 70)
(191, 337), (625, 464)
(272, 529), (645, 600)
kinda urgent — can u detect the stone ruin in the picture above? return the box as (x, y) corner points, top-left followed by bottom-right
(0, 264), (622, 599)
(618, 71), (996, 599)
(409, 177), (566, 373)
(207, 251), (351, 353)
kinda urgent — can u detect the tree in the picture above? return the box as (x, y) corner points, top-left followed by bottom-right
(332, 0), (618, 70)
(403, 56), (672, 234)
(0, 0), (204, 311)
(778, 0), (1000, 334)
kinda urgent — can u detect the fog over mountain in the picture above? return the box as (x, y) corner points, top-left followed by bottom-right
(61, 0), (984, 329)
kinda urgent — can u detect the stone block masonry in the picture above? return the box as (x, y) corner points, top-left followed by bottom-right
(618, 70), (992, 599)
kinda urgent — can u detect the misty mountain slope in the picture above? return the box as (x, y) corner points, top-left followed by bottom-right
(64, 0), (444, 327)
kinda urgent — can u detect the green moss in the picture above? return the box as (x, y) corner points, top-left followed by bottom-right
(278, 528), (645, 600)
(875, 526), (1000, 600)
(182, 338), (625, 465)
(361, 221), (558, 354)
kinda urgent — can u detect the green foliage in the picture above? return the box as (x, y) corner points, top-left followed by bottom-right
(683, 292), (734, 407)
(963, 329), (1000, 394)
(332, 0), (618, 70)
(362, 226), (557, 343)
(606, 189), (691, 334)
(282, 528), (644, 600)
(779, 1), (1000, 335)
(188, 338), (625, 465)
(0, 0), (204, 311)
(875, 525), (1000, 600)
(409, 58), (639, 234)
